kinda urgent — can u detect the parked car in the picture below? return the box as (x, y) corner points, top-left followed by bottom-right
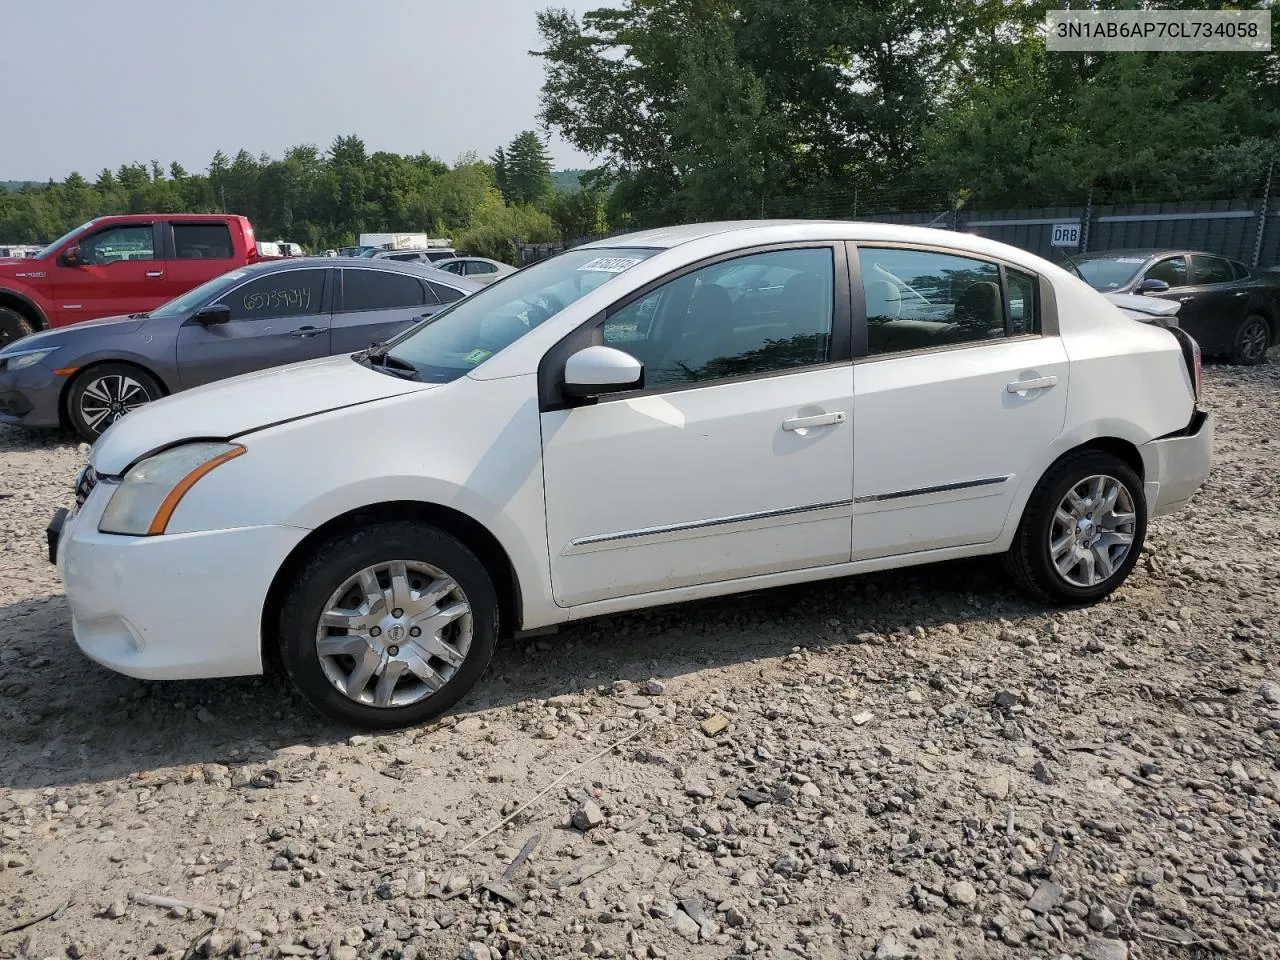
(0, 214), (266, 348)
(428, 256), (517, 285)
(370, 248), (458, 264)
(0, 258), (480, 441)
(1069, 248), (1280, 364)
(49, 221), (1212, 729)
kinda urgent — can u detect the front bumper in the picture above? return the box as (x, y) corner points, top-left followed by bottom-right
(54, 480), (309, 680)
(1142, 409), (1214, 518)
(0, 363), (65, 428)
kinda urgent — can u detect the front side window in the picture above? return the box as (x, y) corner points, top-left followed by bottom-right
(150, 269), (249, 319)
(341, 269), (426, 311)
(80, 225), (156, 264)
(173, 223), (233, 260)
(1191, 255), (1233, 285)
(223, 269), (326, 322)
(1145, 256), (1188, 287)
(384, 247), (660, 382)
(601, 247), (834, 387)
(858, 248), (1015, 355)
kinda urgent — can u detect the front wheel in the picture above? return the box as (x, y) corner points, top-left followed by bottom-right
(277, 523), (499, 729)
(0, 307), (35, 350)
(1231, 314), (1271, 365)
(66, 363), (164, 442)
(1003, 451), (1147, 605)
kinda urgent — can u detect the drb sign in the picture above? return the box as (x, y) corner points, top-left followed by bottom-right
(1051, 221), (1081, 247)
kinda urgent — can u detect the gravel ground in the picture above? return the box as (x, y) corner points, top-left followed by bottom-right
(0, 364), (1277, 960)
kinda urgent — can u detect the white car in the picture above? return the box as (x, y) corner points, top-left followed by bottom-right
(49, 221), (1213, 729)
(428, 256), (518, 285)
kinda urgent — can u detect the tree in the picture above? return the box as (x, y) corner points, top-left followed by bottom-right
(502, 131), (554, 207)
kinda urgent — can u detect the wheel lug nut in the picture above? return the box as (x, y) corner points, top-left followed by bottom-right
(409, 627), (421, 638)
(388, 645), (400, 656)
(370, 627), (381, 637)
(392, 608), (403, 618)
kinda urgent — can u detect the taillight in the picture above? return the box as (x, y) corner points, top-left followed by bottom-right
(1168, 326), (1202, 402)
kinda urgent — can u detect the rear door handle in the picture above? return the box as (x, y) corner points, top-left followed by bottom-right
(782, 411), (846, 431)
(290, 325), (322, 338)
(1006, 376), (1058, 394)
(145, 271), (164, 278)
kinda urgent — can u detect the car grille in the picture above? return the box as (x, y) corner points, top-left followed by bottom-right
(74, 465), (98, 508)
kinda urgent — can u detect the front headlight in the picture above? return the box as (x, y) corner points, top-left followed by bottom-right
(0, 347), (58, 371)
(99, 442), (245, 536)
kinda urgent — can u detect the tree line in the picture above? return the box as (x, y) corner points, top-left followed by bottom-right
(0, 132), (608, 264)
(535, 0), (1279, 227)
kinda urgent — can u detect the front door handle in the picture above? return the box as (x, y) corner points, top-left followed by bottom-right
(1006, 376), (1058, 395)
(782, 411), (846, 431)
(145, 271), (164, 278)
(1179, 296), (1195, 303)
(290, 325), (322, 338)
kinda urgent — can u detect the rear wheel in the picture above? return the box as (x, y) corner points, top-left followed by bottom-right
(277, 522), (499, 729)
(0, 307), (35, 350)
(1231, 314), (1271, 365)
(66, 363), (163, 442)
(1004, 450), (1147, 605)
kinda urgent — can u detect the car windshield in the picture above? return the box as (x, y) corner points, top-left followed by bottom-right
(1073, 256), (1148, 291)
(380, 247), (660, 382)
(36, 220), (97, 259)
(147, 270), (250, 319)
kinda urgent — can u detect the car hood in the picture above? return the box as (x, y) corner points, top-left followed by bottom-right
(91, 353), (431, 474)
(0, 312), (148, 353)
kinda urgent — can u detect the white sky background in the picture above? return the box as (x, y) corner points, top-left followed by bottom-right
(0, 0), (600, 180)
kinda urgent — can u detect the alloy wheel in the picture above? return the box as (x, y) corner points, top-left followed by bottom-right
(79, 373), (152, 432)
(1048, 474), (1137, 588)
(315, 560), (473, 708)
(1238, 318), (1269, 364)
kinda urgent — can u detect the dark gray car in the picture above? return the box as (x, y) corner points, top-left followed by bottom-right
(0, 257), (481, 441)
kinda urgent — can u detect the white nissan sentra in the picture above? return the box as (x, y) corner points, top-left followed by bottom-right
(49, 221), (1213, 729)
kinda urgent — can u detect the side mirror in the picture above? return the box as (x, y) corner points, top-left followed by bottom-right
(194, 304), (232, 326)
(61, 245), (84, 267)
(563, 345), (643, 398)
(1137, 278), (1170, 294)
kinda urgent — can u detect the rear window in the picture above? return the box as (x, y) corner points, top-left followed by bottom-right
(174, 223), (233, 260)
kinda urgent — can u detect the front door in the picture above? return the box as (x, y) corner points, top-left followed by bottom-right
(540, 245), (855, 607)
(851, 244), (1069, 559)
(1180, 254), (1250, 356)
(330, 266), (439, 353)
(52, 221), (165, 323)
(175, 267), (332, 389)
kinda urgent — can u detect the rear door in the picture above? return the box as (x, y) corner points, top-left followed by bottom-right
(51, 221), (166, 323)
(162, 221), (239, 304)
(1180, 254), (1250, 355)
(174, 267), (332, 388)
(851, 243), (1068, 559)
(331, 266), (439, 353)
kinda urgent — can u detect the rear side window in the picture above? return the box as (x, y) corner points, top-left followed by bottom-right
(341, 269), (426, 311)
(1231, 260), (1252, 280)
(427, 280), (466, 303)
(467, 261), (499, 275)
(174, 223), (233, 260)
(858, 247), (1035, 355)
(226, 269), (326, 322)
(1192, 255), (1233, 285)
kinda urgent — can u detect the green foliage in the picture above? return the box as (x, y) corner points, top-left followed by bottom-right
(499, 131), (555, 207)
(0, 134), (603, 252)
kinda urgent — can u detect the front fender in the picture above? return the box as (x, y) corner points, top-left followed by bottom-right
(0, 284), (50, 329)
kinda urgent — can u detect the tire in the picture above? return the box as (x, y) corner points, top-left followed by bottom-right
(66, 362), (164, 442)
(277, 522), (499, 729)
(1003, 450), (1147, 605)
(0, 306), (35, 350)
(1230, 314), (1271, 366)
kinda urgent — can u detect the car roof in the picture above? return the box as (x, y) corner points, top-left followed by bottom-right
(234, 255), (482, 289)
(1075, 248), (1238, 261)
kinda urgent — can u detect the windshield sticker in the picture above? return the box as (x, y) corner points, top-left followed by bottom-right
(578, 256), (645, 274)
(464, 348), (493, 365)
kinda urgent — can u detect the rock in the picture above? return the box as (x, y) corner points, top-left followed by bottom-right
(105, 899), (127, 919)
(194, 706), (215, 723)
(458, 943), (492, 960)
(723, 905), (746, 927)
(947, 880), (978, 906)
(874, 933), (908, 959)
(1258, 680), (1278, 704)
(572, 799), (604, 831)
(1027, 880), (1062, 913)
(1082, 938), (1129, 960)
(67, 942), (87, 959)
(670, 909), (701, 942)
(538, 723), (559, 740)
(643, 679), (666, 695)
(454, 716), (484, 734)
(851, 711), (875, 726)
(1088, 904), (1117, 931)
(700, 714), (729, 736)
(978, 774), (1011, 801)
(329, 947), (358, 960)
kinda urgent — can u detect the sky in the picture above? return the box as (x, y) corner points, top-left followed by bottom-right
(1, 0), (599, 182)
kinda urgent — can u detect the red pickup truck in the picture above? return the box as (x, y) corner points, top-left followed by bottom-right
(0, 214), (264, 346)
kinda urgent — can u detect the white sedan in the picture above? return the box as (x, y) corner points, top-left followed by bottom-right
(49, 221), (1214, 729)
